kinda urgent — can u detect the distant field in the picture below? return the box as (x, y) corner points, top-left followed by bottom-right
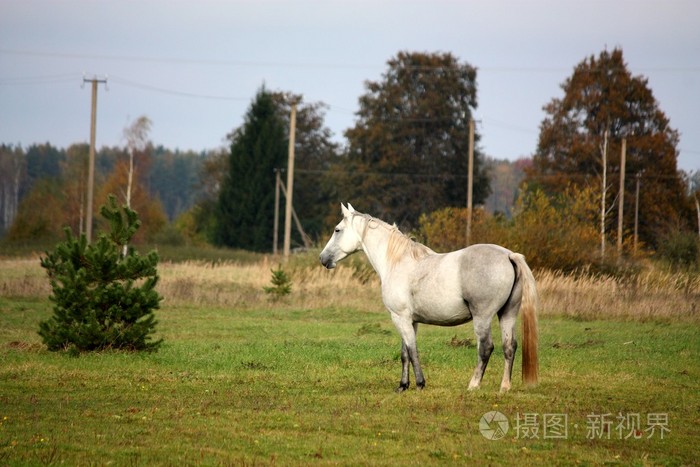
(0, 242), (265, 264)
(0, 257), (698, 464)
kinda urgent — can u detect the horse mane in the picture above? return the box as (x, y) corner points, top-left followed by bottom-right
(366, 216), (433, 267)
(354, 212), (434, 267)
(387, 229), (434, 266)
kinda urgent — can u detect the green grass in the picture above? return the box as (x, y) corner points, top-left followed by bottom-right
(1, 296), (698, 465)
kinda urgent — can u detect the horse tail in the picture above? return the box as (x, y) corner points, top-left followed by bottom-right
(509, 253), (539, 386)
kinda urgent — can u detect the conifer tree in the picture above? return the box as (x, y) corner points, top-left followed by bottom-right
(215, 88), (287, 251)
(39, 195), (162, 353)
(263, 264), (292, 300)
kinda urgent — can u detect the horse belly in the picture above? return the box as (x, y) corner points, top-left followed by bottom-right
(410, 277), (472, 326)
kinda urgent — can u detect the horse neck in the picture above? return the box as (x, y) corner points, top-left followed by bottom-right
(355, 217), (394, 281)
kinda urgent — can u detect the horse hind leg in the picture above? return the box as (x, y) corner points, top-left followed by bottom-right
(468, 316), (494, 390)
(497, 304), (518, 392)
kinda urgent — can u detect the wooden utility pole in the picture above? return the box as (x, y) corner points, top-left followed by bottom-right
(600, 129), (609, 261)
(283, 103), (297, 257)
(617, 137), (626, 254)
(273, 169), (281, 255)
(278, 176), (312, 249)
(83, 76), (107, 243)
(466, 118), (475, 246)
(633, 172), (641, 254)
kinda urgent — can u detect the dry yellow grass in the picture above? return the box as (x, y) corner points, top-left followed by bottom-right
(157, 257), (382, 311)
(0, 257), (50, 298)
(0, 255), (383, 312)
(1, 256), (697, 322)
(536, 268), (700, 321)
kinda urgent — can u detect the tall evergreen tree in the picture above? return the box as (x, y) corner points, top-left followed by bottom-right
(192, 94), (338, 248)
(215, 88), (287, 251)
(342, 51), (490, 229)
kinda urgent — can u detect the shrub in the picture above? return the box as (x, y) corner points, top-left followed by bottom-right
(38, 195), (163, 353)
(657, 230), (700, 271)
(418, 206), (509, 252)
(508, 186), (600, 272)
(417, 186), (605, 273)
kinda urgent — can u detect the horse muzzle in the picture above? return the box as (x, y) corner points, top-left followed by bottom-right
(319, 253), (336, 269)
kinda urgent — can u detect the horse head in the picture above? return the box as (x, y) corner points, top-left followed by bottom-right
(319, 203), (363, 269)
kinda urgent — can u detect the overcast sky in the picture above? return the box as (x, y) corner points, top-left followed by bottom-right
(1, 0), (698, 172)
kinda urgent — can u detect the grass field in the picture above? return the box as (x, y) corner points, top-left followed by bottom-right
(1, 255), (699, 465)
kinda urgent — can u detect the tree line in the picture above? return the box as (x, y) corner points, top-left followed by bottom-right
(0, 142), (207, 242)
(2, 48), (698, 269)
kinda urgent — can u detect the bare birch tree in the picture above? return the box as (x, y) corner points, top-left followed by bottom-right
(122, 116), (152, 255)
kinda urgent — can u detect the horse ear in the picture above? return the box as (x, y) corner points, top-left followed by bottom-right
(341, 203), (350, 217)
(346, 203), (356, 213)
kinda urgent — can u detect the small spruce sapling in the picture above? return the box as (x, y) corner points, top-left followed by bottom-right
(38, 195), (163, 353)
(263, 264), (292, 300)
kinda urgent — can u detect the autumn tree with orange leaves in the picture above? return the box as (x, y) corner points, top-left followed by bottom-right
(527, 48), (693, 250)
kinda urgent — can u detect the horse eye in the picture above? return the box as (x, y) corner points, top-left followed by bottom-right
(334, 228), (341, 233)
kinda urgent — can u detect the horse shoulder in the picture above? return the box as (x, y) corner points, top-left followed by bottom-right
(380, 267), (413, 314)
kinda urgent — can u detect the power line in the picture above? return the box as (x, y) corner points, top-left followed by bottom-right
(0, 48), (378, 71)
(295, 168), (470, 180)
(1, 71), (693, 152)
(295, 167), (689, 183)
(0, 72), (82, 85)
(2, 49), (697, 165)
(479, 116), (538, 135)
(109, 75), (250, 101)
(3, 48), (700, 74)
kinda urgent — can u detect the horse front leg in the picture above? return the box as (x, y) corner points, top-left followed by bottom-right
(397, 340), (410, 392)
(391, 315), (424, 392)
(410, 322), (425, 390)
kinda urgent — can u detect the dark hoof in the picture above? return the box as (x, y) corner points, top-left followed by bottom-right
(416, 381), (426, 390)
(395, 382), (410, 393)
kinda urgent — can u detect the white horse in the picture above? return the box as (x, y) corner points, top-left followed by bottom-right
(320, 203), (538, 392)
